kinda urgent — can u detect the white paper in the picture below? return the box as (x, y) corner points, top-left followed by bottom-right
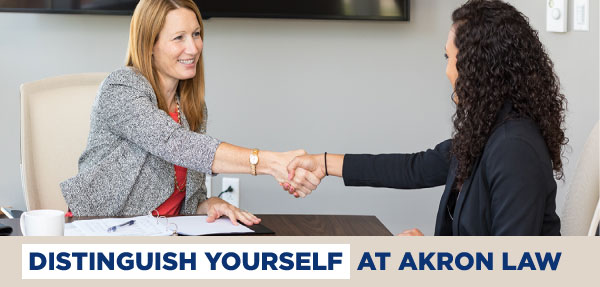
(65, 216), (173, 236)
(63, 222), (85, 236)
(167, 216), (254, 236)
(64, 215), (254, 236)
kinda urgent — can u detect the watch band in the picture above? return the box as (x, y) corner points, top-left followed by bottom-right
(250, 149), (259, 176)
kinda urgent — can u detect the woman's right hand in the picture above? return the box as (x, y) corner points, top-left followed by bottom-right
(260, 149), (305, 181)
(259, 149), (318, 196)
(284, 154), (327, 198)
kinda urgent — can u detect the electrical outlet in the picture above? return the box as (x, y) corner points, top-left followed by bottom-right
(220, 177), (240, 208)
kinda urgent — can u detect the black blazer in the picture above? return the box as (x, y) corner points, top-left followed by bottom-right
(342, 103), (561, 235)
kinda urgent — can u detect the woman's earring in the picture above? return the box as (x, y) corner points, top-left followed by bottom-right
(450, 91), (458, 105)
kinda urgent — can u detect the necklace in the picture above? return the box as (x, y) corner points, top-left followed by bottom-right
(173, 97), (185, 193)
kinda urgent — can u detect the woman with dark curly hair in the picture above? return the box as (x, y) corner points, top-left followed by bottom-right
(283, 0), (567, 236)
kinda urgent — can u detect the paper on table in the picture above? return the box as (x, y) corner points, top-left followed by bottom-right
(65, 216), (173, 236)
(64, 222), (85, 236)
(168, 216), (254, 235)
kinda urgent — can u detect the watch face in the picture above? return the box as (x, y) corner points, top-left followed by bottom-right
(250, 154), (259, 164)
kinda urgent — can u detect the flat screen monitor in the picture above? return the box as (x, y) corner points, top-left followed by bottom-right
(0, 0), (410, 21)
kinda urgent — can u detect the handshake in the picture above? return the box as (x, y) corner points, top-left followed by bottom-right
(266, 150), (335, 198)
(267, 149), (424, 236)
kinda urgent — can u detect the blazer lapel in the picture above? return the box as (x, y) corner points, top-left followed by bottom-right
(451, 156), (483, 235)
(434, 159), (457, 235)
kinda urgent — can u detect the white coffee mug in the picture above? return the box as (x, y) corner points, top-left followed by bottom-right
(19, 209), (65, 236)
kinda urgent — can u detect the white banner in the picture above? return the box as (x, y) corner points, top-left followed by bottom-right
(22, 244), (350, 279)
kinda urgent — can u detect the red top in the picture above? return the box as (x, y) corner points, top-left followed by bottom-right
(152, 111), (188, 216)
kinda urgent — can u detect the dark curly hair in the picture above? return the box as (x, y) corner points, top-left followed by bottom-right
(450, 0), (568, 187)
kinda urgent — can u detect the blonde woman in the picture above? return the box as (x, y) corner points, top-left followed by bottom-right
(61, 0), (307, 225)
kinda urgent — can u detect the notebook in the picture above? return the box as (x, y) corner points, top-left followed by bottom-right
(65, 215), (265, 236)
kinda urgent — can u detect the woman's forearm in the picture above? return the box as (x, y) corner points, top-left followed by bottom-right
(287, 153), (344, 179)
(324, 153), (344, 177)
(211, 142), (305, 181)
(302, 153), (344, 178)
(212, 142), (270, 174)
(211, 142), (252, 174)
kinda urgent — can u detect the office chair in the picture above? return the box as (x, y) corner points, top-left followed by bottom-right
(561, 121), (599, 236)
(20, 73), (108, 211)
(591, 201), (600, 236)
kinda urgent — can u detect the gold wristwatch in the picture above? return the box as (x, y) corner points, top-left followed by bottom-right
(250, 149), (259, 176)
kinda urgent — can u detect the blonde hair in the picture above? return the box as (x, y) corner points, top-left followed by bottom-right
(126, 0), (205, 132)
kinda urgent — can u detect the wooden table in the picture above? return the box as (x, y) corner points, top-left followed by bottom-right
(1, 214), (391, 236)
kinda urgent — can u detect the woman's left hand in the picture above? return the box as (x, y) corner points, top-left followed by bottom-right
(397, 228), (424, 236)
(197, 197), (261, 226)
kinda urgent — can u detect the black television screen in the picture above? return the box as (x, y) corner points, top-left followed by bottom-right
(0, 0), (410, 21)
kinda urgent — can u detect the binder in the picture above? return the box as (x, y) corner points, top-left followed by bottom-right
(65, 213), (274, 236)
(0, 222), (13, 236)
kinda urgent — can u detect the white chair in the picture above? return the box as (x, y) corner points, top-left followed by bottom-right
(20, 73), (108, 211)
(561, 121), (599, 236)
(589, 199), (600, 235)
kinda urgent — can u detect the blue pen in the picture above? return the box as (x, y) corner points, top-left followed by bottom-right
(107, 220), (136, 232)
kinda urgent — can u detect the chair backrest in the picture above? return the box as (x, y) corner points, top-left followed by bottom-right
(589, 200), (600, 236)
(561, 121), (599, 236)
(20, 73), (108, 211)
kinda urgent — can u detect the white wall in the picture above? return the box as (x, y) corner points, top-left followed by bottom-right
(0, 0), (597, 234)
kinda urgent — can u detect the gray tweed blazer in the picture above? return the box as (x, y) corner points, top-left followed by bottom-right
(60, 66), (221, 216)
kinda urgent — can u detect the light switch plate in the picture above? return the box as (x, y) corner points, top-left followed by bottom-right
(547, 0), (568, 33)
(573, 0), (589, 31)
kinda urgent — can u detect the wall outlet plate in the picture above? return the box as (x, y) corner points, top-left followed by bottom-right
(547, 0), (568, 33)
(205, 174), (212, 197)
(220, 177), (240, 208)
